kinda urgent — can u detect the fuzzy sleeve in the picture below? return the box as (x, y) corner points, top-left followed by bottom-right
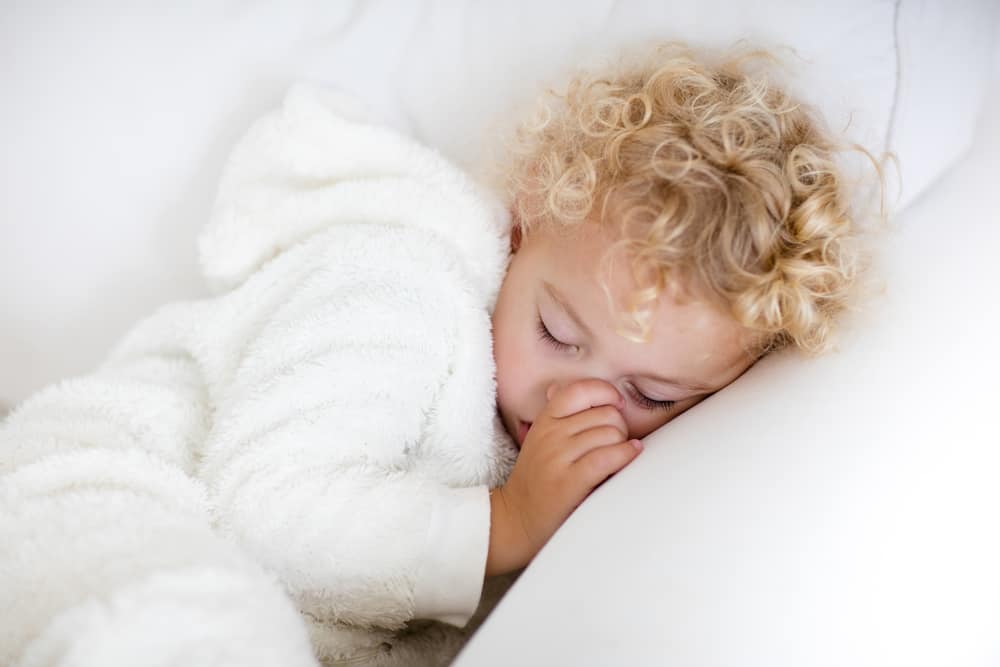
(197, 227), (498, 630)
(0, 301), (318, 667)
(193, 82), (511, 634)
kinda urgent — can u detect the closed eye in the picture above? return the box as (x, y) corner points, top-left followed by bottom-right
(536, 314), (576, 352)
(536, 314), (677, 412)
(625, 383), (677, 412)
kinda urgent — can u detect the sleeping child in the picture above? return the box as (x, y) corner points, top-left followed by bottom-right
(0, 43), (874, 666)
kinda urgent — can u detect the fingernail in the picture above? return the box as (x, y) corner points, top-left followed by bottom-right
(630, 439), (643, 451)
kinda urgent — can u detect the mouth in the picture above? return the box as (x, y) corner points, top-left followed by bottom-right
(515, 420), (532, 449)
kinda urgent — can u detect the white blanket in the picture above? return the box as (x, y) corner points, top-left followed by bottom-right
(0, 84), (521, 667)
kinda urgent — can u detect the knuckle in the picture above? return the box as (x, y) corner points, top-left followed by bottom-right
(593, 405), (614, 420)
(582, 447), (627, 479)
(595, 405), (624, 424)
(593, 425), (624, 443)
(590, 445), (615, 467)
(609, 442), (635, 466)
(580, 453), (608, 479)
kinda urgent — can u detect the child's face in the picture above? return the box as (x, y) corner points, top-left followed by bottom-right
(492, 223), (757, 448)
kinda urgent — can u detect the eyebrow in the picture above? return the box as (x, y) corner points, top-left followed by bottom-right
(542, 280), (713, 392)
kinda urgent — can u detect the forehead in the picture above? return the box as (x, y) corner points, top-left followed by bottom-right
(525, 225), (752, 380)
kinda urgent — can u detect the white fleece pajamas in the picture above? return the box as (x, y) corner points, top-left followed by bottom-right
(0, 84), (521, 667)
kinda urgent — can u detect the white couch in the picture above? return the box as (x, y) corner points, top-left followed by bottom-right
(2, 2), (998, 665)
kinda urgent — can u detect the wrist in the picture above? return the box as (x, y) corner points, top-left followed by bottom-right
(485, 487), (525, 577)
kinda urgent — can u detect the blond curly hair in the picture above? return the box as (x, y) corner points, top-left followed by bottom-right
(492, 42), (885, 357)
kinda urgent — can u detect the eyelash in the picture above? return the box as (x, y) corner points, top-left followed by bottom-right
(535, 314), (677, 412)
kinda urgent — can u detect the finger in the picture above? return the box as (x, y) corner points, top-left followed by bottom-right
(558, 424), (630, 464)
(545, 379), (625, 419)
(557, 405), (628, 439)
(570, 439), (643, 493)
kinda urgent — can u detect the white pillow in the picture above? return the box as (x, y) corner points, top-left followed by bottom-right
(889, 0), (999, 209)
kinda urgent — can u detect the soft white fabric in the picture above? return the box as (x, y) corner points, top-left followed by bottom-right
(0, 83), (520, 667)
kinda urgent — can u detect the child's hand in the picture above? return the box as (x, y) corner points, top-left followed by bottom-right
(485, 379), (643, 577)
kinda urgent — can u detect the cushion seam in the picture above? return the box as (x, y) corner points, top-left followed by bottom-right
(883, 0), (904, 155)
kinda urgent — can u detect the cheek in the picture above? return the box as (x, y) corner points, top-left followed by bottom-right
(492, 309), (528, 404)
(495, 322), (553, 419)
(494, 325), (535, 404)
(625, 395), (705, 440)
(625, 410), (672, 441)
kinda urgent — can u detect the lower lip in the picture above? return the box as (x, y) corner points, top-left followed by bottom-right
(516, 421), (531, 447)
